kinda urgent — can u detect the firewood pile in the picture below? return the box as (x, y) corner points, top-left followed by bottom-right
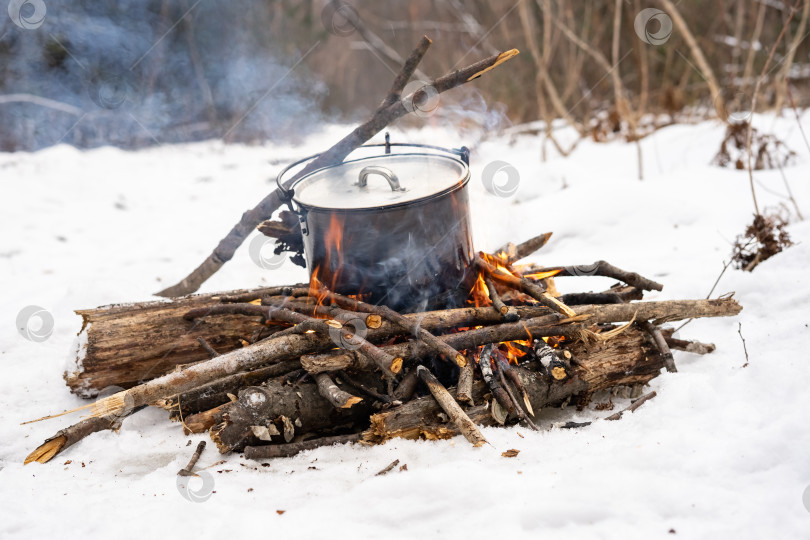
(25, 232), (740, 464)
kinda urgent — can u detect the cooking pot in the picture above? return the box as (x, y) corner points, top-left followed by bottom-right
(277, 143), (475, 312)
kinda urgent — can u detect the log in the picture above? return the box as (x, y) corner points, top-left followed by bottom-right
(639, 320), (677, 372)
(315, 373), (363, 409)
(455, 356), (475, 404)
(24, 415), (125, 465)
(182, 402), (231, 434)
(65, 287), (282, 397)
(416, 366), (487, 447)
(363, 328), (663, 443)
(156, 359), (301, 419)
(244, 433), (363, 460)
(208, 374), (378, 453)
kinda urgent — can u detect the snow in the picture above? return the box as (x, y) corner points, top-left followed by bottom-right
(2, 114), (810, 538)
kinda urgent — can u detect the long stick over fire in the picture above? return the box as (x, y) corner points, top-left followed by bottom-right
(156, 37), (520, 298)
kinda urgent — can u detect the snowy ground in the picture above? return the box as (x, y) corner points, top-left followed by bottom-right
(2, 114), (810, 539)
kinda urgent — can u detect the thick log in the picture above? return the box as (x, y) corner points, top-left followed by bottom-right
(363, 328), (662, 443)
(209, 374), (379, 453)
(65, 287), (282, 397)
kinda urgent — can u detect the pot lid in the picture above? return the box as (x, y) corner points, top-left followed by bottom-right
(292, 153), (468, 210)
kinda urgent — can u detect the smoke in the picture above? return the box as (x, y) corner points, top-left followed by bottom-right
(0, 0), (327, 151)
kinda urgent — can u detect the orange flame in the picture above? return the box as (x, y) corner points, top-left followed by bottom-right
(469, 272), (492, 307)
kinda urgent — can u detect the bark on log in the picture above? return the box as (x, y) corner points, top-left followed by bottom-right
(416, 366), (487, 447)
(65, 287), (282, 397)
(209, 374), (379, 453)
(156, 359), (301, 419)
(244, 433), (363, 460)
(315, 373), (364, 409)
(363, 328), (663, 443)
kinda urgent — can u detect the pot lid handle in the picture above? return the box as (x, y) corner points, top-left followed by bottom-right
(356, 166), (406, 192)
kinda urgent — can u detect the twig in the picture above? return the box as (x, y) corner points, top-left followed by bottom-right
(604, 391), (657, 421)
(456, 356), (475, 405)
(495, 232), (553, 264)
(416, 366), (487, 447)
(484, 275), (519, 322)
(785, 85), (810, 157)
(476, 255), (576, 317)
(674, 259), (732, 332)
(177, 441), (206, 476)
(526, 260), (663, 292)
(24, 412), (136, 465)
(738, 322), (750, 368)
(337, 370), (392, 404)
(639, 321), (677, 373)
(374, 459), (400, 476)
(392, 370), (419, 402)
(314, 373), (363, 409)
(197, 337), (220, 358)
(665, 336), (715, 355)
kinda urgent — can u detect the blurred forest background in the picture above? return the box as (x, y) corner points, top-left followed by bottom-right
(1, 0), (808, 151)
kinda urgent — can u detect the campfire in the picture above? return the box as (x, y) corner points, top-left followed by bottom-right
(21, 36), (741, 467)
(26, 228), (739, 464)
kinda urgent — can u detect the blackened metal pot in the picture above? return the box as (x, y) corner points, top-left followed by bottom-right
(277, 143), (475, 312)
